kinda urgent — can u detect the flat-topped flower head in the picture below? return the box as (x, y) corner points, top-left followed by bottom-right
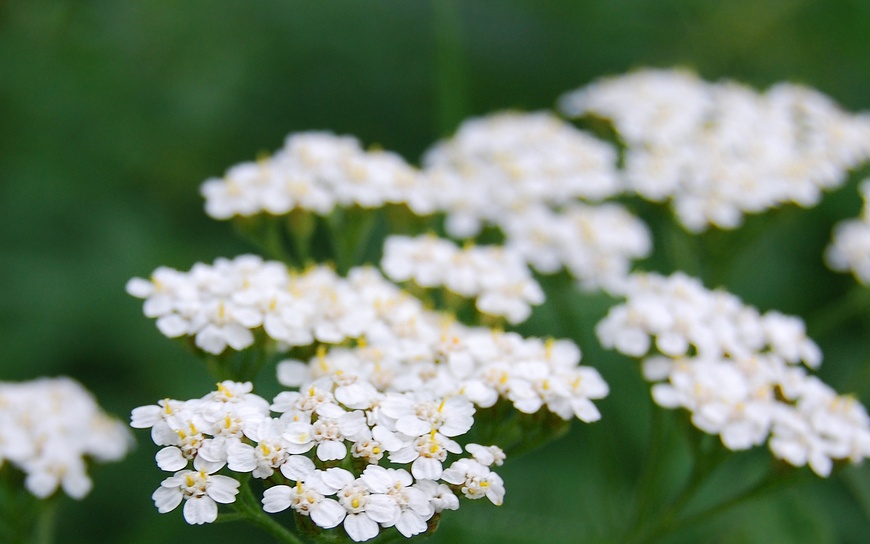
(200, 132), (422, 220)
(599, 271), (870, 474)
(422, 111), (622, 238)
(0, 377), (131, 500)
(561, 68), (870, 231)
(381, 235), (545, 324)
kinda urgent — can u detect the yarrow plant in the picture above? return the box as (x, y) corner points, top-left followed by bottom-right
(0, 377), (131, 542)
(128, 67), (870, 542)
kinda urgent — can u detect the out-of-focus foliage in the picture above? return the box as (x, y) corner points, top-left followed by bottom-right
(3, 1), (870, 542)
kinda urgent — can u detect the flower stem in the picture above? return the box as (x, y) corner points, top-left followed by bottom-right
(32, 499), (56, 544)
(230, 478), (306, 544)
(626, 463), (809, 543)
(630, 405), (666, 528)
(808, 284), (870, 339)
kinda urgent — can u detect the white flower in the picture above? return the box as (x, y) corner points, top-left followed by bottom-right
(23, 449), (92, 500)
(415, 479), (460, 512)
(601, 271), (870, 472)
(331, 472), (401, 542)
(465, 443), (505, 467)
(441, 458), (505, 506)
(130, 398), (195, 446)
(226, 419), (291, 478)
(360, 465), (434, 538)
(152, 469), (240, 525)
(283, 403), (367, 461)
(262, 470), (347, 529)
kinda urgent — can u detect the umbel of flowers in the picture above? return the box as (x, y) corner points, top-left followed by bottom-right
(596, 272), (870, 477)
(133, 379), (507, 539)
(560, 68), (870, 232)
(129, 258), (608, 541)
(0, 377), (132, 499)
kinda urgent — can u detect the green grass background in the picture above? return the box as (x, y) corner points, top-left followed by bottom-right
(3, 1), (870, 542)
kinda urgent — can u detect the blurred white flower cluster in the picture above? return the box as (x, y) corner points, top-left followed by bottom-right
(201, 132), (420, 218)
(133, 379), (506, 540)
(199, 113), (651, 294)
(561, 68), (870, 231)
(500, 202), (651, 293)
(0, 377), (131, 499)
(381, 234), (544, 324)
(826, 179), (870, 283)
(596, 272), (870, 476)
(421, 111), (622, 236)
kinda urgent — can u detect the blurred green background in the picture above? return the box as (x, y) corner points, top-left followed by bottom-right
(3, 0), (870, 542)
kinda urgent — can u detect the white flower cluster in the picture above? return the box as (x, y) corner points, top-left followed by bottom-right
(500, 203), (651, 293)
(596, 272), (870, 476)
(826, 179), (870, 284)
(128, 255), (609, 423)
(381, 234), (545, 324)
(133, 379), (506, 540)
(200, 132), (420, 219)
(197, 112), (651, 296)
(421, 111), (622, 237)
(419, 112), (650, 292)
(561, 68), (870, 231)
(0, 377), (131, 499)
(126, 255), (375, 355)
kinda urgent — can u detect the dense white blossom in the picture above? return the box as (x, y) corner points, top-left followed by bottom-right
(561, 68), (870, 231)
(0, 377), (131, 500)
(129, 258), (609, 426)
(417, 111), (649, 292)
(598, 272), (870, 475)
(421, 111), (622, 236)
(201, 132), (420, 219)
(382, 235), (545, 323)
(133, 378), (507, 539)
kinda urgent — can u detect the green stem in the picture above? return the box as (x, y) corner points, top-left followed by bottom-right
(32, 499), (56, 544)
(230, 479), (306, 544)
(628, 464), (808, 543)
(808, 284), (870, 340)
(287, 211), (316, 265)
(631, 406), (666, 528)
(234, 216), (295, 265)
(326, 209), (351, 274)
(624, 412), (737, 543)
(680, 467), (807, 525)
(432, 0), (467, 137)
(663, 220), (703, 278)
(349, 211), (380, 266)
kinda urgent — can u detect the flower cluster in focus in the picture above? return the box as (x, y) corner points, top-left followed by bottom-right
(133, 379), (506, 540)
(129, 256), (608, 424)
